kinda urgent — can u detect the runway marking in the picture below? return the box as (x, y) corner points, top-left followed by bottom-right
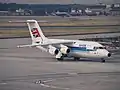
(40, 83), (70, 90)
(35, 74), (80, 90)
(35, 72), (120, 90)
(35, 79), (71, 90)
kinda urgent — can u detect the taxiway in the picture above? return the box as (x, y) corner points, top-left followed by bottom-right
(0, 37), (120, 90)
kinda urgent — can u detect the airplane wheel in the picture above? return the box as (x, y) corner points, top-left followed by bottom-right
(74, 57), (80, 61)
(101, 58), (105, 63)
(57, 57), (63, 61)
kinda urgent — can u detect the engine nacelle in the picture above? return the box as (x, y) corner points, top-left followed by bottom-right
(60, 45), (70, 54)
(48, 45), (59, 55)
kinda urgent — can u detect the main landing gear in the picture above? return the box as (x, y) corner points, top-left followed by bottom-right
(57, 56), (63, 61)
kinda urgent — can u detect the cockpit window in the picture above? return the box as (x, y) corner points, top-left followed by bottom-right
(99, 47), (105, 49)
(94, 47), (106, 50)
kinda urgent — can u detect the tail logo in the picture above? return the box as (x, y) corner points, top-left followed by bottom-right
(31, 28), (40, 38)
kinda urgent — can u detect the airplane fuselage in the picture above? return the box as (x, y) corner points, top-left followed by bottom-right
(37, 38), (111, 59)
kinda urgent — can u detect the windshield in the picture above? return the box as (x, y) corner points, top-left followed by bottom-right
(94, 47), (106, 50)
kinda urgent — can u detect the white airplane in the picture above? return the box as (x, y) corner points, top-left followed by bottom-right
(17, 20), (111, 62)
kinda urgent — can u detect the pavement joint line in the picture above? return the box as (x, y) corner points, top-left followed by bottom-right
(0, 83), (7, 85)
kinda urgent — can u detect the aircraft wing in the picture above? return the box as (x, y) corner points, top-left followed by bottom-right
(41, 41), (74, 46)
(17, 41), (74, 48)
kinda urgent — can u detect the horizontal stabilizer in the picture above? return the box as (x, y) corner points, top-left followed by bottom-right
(17, 44), (47, 52)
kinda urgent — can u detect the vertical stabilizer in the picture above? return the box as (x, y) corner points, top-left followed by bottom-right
(27, 20), (47, 44)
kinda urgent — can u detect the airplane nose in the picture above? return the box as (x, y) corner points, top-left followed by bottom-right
(108, 53), (111, 57)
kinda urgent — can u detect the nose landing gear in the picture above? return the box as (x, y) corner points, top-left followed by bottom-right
(74, 57), (80, 61)
(101, 58), (105, 63)
(57, 56), (63, 61)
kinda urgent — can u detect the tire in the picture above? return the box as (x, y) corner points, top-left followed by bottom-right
(74, 57), (80, 61)
(57, 57), (63, 61)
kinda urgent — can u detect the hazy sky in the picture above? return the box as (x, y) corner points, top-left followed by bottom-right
(1, 0), (120, 4)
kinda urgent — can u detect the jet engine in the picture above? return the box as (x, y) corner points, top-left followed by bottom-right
(60, 44), (70, 54)
(48, 45), (59, 55)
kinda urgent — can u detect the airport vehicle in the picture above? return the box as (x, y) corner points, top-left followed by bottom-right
(17, 20), (111, 62)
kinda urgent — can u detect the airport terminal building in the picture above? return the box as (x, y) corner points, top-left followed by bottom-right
(0, 3), (120, 16)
